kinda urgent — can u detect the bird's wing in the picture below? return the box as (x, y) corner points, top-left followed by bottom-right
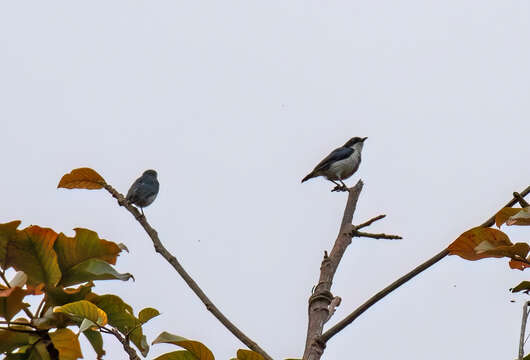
(312, 147), (354, 173)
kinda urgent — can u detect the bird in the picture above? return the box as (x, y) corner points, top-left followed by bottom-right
(126, 169), (159, 215)
(301, 137), (367, 191)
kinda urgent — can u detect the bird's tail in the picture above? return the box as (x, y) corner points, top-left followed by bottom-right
(301, 172), (316, 183)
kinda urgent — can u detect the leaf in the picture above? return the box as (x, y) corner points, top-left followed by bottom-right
(152, 332), (214, 360)
(45, 282), (95, 307)
(49, 328), (83, 360)
(447, 227), (512, 261)
(55, 229), (122, 273)
(139, 307), (160, 324)
(511, 281), (530, 293)
(153, 351), (199, 360)
(58, 167), (106, 189)
(479, 242), (530, 260)
(88, 294), (149, 356)
(79, 318), (97, 333)
(53, 300), (108, 326)
(83, 329), (105, 360)
(237, 349), (264, 360)
(0, 221), (21, 269)
(0, 286), (28, 321)
(6, 226), (62, 287)
(509, 259), (530, 271)
(27, 341), (52, 360)
(507, 207), (530, 226)
(0, 329), (33, 353)
(59, 258), (133, 287)
(494, 207), (521, 227)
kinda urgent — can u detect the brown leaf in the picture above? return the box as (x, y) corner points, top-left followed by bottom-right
(0, 286), (29, 321)
(509, 259), (530, 271)
(447, 227), (512, 260)
(58, 168), (106, 190)
(495, 207), (521, 227)
(506, 207), (530, 226)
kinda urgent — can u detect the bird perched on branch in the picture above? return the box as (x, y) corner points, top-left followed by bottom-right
(301, 137), (367, 191)
(126, 169), (159, 215)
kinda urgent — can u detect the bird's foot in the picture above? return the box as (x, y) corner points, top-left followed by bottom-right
(331, 185), (348, 192)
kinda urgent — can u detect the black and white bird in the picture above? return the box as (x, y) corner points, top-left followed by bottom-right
(126, 169), (159, 215)
(301, 137), (367, 191)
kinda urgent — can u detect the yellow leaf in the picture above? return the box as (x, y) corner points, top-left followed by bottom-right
(58, 167), (106, 190)
(54, 300), (108, 326)
(447, 227), (512, 261)
(237, 349), (264, 360)
(49, 328), (83, 360)
(152, 332), (214, 360)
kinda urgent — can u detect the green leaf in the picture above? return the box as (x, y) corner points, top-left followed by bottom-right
(49, 328), (83, 360)
(0, 221), (21, 269)
(45, 282), (95, 307)
(0, 329), (33, 353)
(88, 294), (148, 356)
(60, 258), (133, 287)
(54, 229), (122, 272)
(0, 286), (28, 321)
(139, 307), (160, 324)
(511, 281), (530, 293)
(6, 226), (62, 287)
(53, 300), (108, 326)
(153, 351), (199, 360)
(27, 341), (52, 360)
(83, 329), (105, 359)
(237, 349), (264, 360)
(152, 332), (214, 360)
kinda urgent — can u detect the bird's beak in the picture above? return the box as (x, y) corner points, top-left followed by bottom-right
(362, 137), (368, 142)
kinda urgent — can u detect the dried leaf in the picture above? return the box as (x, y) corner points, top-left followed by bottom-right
(448, 227), (512, 261)
(495, 207), (521, 227)
(58, 168), (106, 190)
(507, 207), (530, 226)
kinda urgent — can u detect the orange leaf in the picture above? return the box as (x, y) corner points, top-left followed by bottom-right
(447, 227), (512, 261)
(509, 259), (530, 271)
(495, 207), (521, 227)
(58, 168), (106, 190)
(506, 207), (530, 226)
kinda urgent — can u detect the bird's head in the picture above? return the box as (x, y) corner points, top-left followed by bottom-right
(344, 137), (368, 148)
(143, 169), (158, 178)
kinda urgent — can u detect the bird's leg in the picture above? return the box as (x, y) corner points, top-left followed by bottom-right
(331, 179), (348, 192)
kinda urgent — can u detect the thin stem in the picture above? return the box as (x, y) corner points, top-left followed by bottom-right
(354, 215), (386, 230)
(520, 301), (530, 360)
(103, 184), (273, 360)
(352, 230), (402, 240)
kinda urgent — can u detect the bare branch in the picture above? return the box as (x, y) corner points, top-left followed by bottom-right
(319, 184), (530, 349)
(103, 184), (273, 360)
(519, 301), (530, 360)
(352, 230), (402, 240)
(354, 215), (386, 230)
(303, 180), (364, 360)
(324, 297), (341, 324)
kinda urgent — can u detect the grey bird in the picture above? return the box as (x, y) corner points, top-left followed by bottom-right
(301, 137), (367, 191)
(126, 169), (159, 215)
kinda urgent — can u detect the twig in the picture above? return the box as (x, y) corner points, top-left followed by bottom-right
(303, 180), (364, 360)
(109, 328), (141, 360)
(352, 230), (402, 240)
(354, 215), (386, 230)
(318, 184), (530, 348)
(0, 321), (37, 328)
(514, 192), (530, 208)
(520, 301), (530, 360)
(103, 184), (273, 360)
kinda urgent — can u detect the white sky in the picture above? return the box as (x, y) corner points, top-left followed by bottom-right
(1, 1), (530, 359)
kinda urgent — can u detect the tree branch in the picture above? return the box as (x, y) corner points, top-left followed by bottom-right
(354, 215), (386, 230)
(103, 184), (273, 360)
(519, 301), (530, 360)
(303, 180), (364, 360)
(319, 184), (530, 347)
(352, 230), (402, 240)
(108, 328), (141, 360)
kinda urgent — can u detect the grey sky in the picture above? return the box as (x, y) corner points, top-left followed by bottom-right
(1, 1), (530, 359)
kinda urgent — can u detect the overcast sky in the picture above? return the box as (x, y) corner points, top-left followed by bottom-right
(1, 1), (530, 359)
